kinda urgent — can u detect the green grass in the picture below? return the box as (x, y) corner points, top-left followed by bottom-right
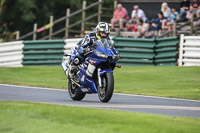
(0, 101), (200, 133)
(0, 66), (200, 100)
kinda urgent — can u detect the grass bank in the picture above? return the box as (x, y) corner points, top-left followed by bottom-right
(0, 101), (199, 133)
(0, 66), (200, 100)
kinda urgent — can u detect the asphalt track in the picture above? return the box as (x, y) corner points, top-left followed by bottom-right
(0, 84), (200, 118)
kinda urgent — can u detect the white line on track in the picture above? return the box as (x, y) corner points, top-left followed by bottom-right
(38, 102), (200, 111)
(0, 84), (67, 92)
(114, 93), (200, 103)
(0, 83), (200, 103)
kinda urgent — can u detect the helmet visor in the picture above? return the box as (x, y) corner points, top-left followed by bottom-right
(99, 31), (108, 38)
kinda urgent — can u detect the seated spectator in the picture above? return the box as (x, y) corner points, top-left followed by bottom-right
(179, 0), (191, 21)
(186, 6), (200, 27)
(191, 0), (200, 17)
(164, 7), (179, 33)
(137, 19), (148, 37)
(161, 2), (171, 20)
(126, 22), (137, 32)
(153, 11), (167, 30)
(169, 7), (179, 22)
(144, 21), (158, 38)
(110, 4), (129, 31)
(152, 11), (167, 36)
(129, 5), (147, 24)
(186, 6), (195, 20)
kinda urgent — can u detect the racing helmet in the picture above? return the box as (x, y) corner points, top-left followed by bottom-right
(95, 22), (110, 39)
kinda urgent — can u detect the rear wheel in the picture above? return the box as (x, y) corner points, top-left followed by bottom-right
(98, 72), (114, 103)
(68, 80), (86, 101)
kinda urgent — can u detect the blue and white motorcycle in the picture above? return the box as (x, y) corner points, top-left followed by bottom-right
(61, 38), (120, 103)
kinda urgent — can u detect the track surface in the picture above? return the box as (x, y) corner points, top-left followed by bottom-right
(0, 84), (200, 118)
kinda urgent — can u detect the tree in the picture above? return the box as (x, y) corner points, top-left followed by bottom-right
(0, 0), (114, 40)
(0, 0), (83, 35)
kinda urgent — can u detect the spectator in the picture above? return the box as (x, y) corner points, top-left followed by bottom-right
(186, 6), (200, 27)
(110, 4), (129, 31)
(130, 5), (147, 24)
(169, 7), (179, 22)
(161, 2), (171, 20)
(144, 21), (158, 38)
(165, 7), (179, 34)
(191, 0), (200, 17)
(137, 19), (148, 37)
(186, 6), (195, 20)
(126, 22), (137, 32)
(153, 11), (167, 30)
(152, 11), (167, 36)
(179, 0), (191, 21)
(198, 6), (200, 17)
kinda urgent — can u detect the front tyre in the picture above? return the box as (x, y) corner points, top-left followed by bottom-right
(68, 80), (86, 101)
(98, 72), (114, 103)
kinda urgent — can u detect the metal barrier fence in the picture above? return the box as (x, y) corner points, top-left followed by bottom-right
(0, 39), (81, 67)
(155, 36), (179, 66)
(23, 40), (65, 66)
(2, 35), (200, 67)
(179, 35), (200, 66)
(0, 41), (24, 67)
(113, 36), (179, 66)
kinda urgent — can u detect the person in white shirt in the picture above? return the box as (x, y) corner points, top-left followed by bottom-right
(161, 2), (171, 20)
(130, 5), (147, 24)
(137, 19), (148, 37)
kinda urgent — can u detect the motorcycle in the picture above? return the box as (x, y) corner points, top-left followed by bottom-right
(61, 38), (120, 103)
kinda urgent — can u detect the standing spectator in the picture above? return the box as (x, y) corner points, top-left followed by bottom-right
(130, 5), (147, 24)
(191, 0), (200, 17)
(137, 19), (148, 37)
(144, 21), (158, 38)
(110, 4), (129, 31)
(179, 0), (191, 21)
(161, 2), (171, 20)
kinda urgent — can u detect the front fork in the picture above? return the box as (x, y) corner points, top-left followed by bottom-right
(97, 68), (113, 88)
(98, 68), (102, 88)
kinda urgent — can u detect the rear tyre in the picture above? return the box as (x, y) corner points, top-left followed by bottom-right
(68, 80), (86, 101)
(98, 72), (114, 103)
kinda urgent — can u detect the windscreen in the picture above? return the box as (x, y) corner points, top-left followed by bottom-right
(99, 38), (113, 48)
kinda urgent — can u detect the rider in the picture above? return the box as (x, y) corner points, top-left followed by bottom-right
(68, 22), (111, 77)
(72, 22), (111, 66)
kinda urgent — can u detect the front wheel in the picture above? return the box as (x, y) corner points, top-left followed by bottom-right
(98, 72), (114, 103)
(68, 80), (86, 101)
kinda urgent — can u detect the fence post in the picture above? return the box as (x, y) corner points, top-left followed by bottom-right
(81, 1), (86, 37)
(16, 31), (20, 40)
(33, 23), (37, 40)
(65, 8), (70, 38)
(154, 31), (158, 39)
(98, 0), (102, 22)
(114, 0), (117, 9)
(195, 25), (198, 36)
(49, 16), (54, 40)
(173, 22), (176, 36)
(190, 12), (194, 35)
